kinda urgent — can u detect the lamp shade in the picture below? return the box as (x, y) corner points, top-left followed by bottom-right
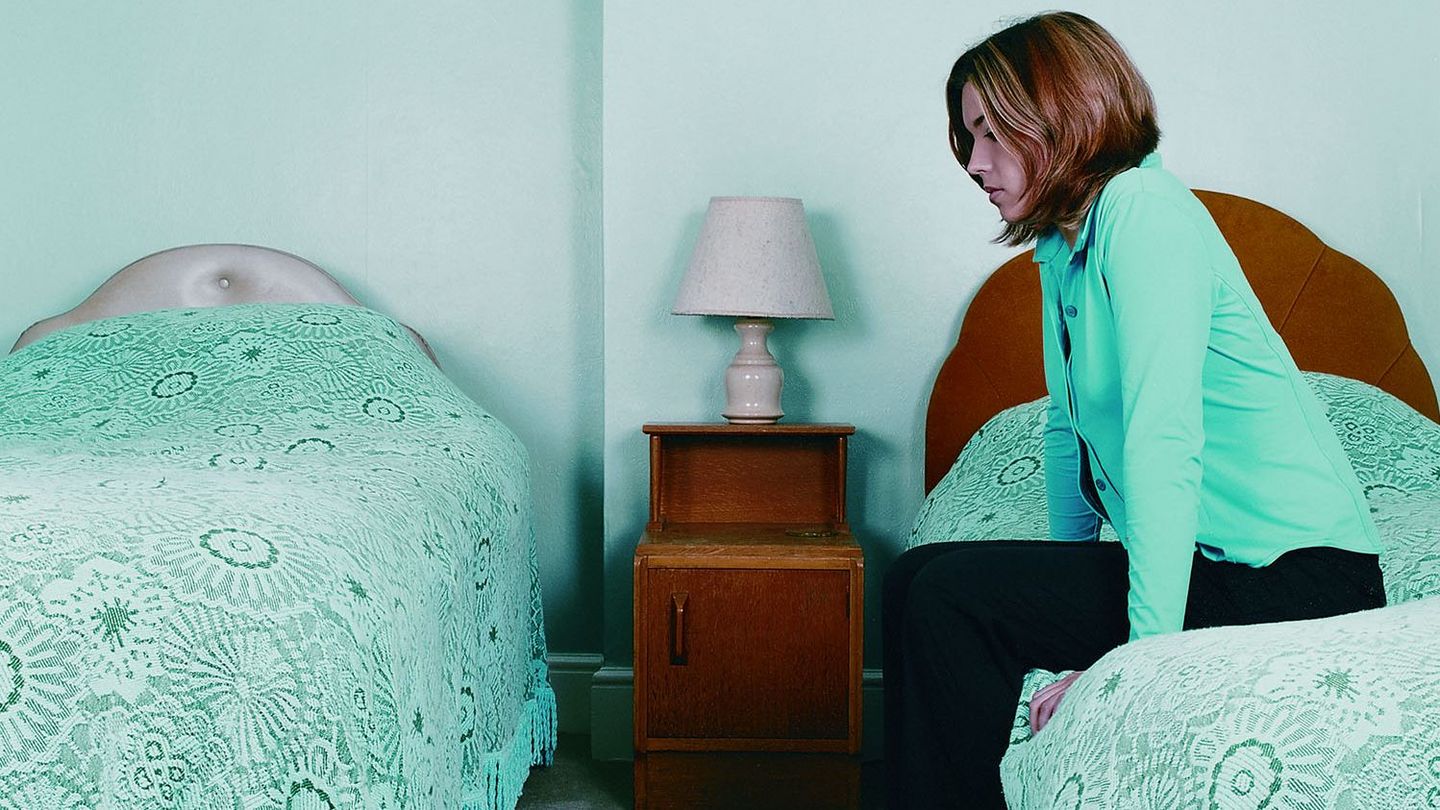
(672, 196), (834, 319)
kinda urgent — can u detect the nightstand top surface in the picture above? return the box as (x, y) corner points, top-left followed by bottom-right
(637, 525), (862, 558)
(643, 423), (854, 436)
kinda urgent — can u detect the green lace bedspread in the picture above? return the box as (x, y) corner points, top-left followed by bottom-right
(910, 372), (1440, 807)
(0, 304), (554, 808)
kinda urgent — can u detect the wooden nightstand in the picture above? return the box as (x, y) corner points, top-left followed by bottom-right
(633, 423), (863, 755)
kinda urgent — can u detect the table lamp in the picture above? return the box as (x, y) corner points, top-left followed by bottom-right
(672, 196), (834, 424)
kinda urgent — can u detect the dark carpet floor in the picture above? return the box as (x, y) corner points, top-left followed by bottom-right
(517, 734), (884, 809)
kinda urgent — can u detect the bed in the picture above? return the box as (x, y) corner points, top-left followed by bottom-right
(909, 193), (1440, 807)
(0, 245), (555, 808)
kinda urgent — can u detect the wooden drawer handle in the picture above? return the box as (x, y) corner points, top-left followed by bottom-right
(671, 592), (688, 665)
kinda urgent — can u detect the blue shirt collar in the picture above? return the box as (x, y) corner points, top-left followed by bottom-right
(1032, 152), (1162, 266)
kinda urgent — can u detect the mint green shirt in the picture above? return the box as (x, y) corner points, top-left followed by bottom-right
(1035, 153), (1381, 641)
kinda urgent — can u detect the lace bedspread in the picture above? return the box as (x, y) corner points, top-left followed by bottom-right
(0, 304), (554, 808)
(911, 373), (1440, 807)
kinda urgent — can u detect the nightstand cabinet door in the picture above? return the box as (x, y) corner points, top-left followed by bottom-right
(640, 565), (851, 746)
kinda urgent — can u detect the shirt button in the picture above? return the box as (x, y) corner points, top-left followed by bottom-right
(1096, 479), (1107, 491)
(1064, 305), (1078, 317)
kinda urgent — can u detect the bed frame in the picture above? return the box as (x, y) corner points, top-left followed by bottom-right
(924, 190), (1439, 492)
(9, 243), (437, 364)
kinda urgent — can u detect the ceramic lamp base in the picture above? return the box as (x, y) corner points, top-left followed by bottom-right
(722, 318), (783, 424)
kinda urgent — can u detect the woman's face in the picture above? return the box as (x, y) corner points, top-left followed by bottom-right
(959, 82), (1029, 222)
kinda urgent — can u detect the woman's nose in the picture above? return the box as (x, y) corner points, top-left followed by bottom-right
(967, 143), (990, 175)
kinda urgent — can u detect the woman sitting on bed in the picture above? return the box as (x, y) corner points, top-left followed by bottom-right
(882, 11), (1385, 809)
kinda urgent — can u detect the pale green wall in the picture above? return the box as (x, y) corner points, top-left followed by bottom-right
(0, 1), (605, 653)
(4, 2), (1438, 675)
(602, 0), (1440, 665)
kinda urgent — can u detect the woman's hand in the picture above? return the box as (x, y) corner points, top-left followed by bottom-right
(1029, 670), (1084, 734)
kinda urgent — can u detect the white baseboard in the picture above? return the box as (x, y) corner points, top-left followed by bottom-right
(545, 653), (605, 735)
(583, 665), (885, 762)
(861, 668), (884, 761)
(589, 665), (636, 760)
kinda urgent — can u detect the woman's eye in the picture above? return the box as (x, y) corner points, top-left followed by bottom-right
(983, 131), (997, 142)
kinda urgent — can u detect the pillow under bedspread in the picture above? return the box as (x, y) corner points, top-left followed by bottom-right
(910, 371), (1440, 604)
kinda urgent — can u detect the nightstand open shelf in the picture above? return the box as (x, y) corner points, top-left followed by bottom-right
(633, 424), (863, 754)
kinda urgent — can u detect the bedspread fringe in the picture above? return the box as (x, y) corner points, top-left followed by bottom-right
(468, 678), (558, 810)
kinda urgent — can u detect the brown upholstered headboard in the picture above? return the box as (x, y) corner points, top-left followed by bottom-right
(923, 190), (1439, 492)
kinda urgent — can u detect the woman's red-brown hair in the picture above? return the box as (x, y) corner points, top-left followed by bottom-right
(947, 12), (1160, 246)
